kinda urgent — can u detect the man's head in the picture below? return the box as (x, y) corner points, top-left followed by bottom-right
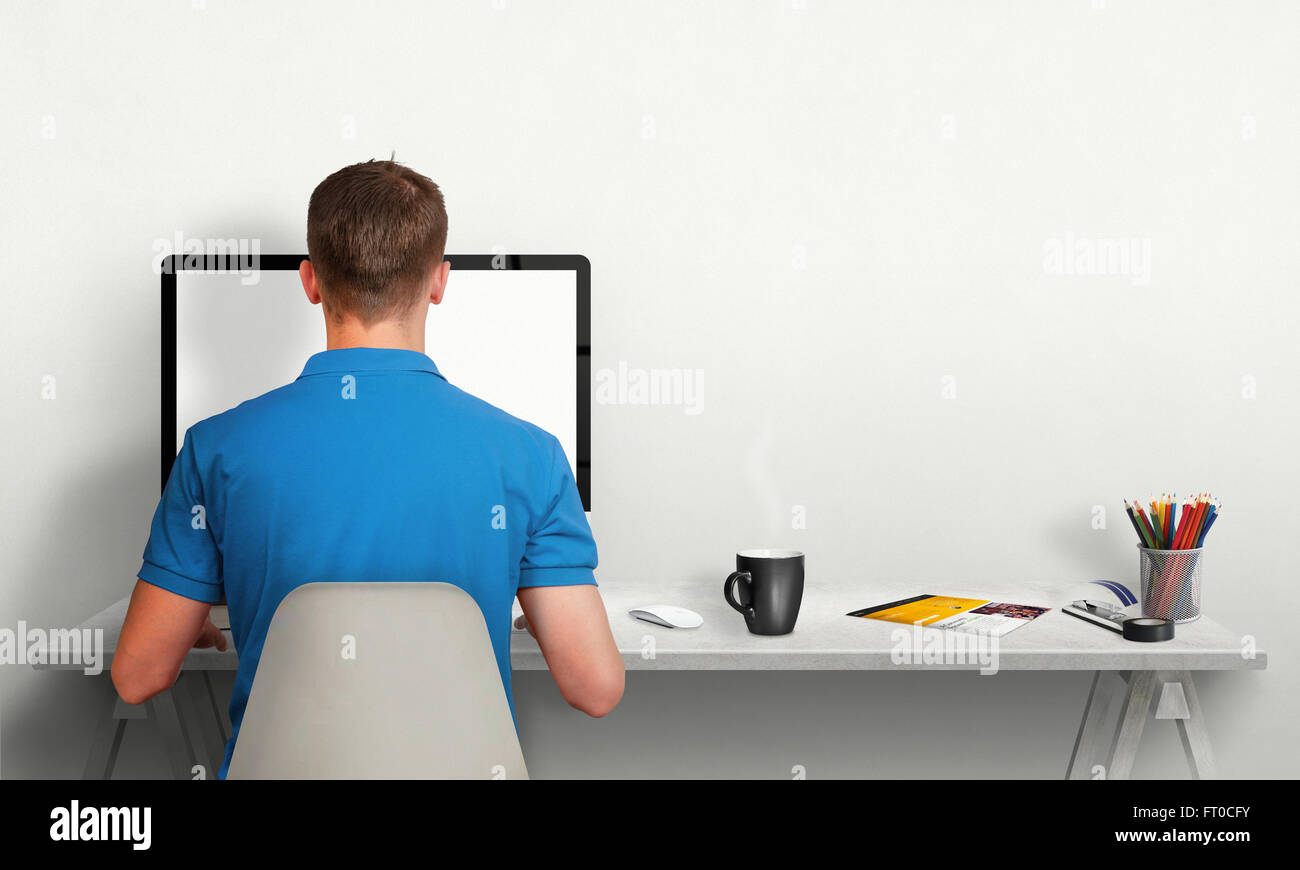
(301, 159), (450, 330)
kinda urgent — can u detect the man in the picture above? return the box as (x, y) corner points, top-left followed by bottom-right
(112, 160), (624, 778)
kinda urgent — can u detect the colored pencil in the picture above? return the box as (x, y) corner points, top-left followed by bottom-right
(1125, 501), (1150, 548)
(1133, 500), (1159, 549)
(1196, 506), (1219, 547)
(1121, 492), (1220, 550)
(1124, 501), (1147, 546)
(1173, 498), (1197, 550)
(1170, 494), (1180, 548)
(1171, 498), (1191, 550)
(1190, 496), (1211, 548)
(1131, 501), (1154, 547)
(1136, 503), (1161, 549)
(1182, 497), (1203, 549)
(1191, 495), (1211, 548)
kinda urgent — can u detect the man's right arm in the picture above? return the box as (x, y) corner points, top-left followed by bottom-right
(515, 585), (624, 717)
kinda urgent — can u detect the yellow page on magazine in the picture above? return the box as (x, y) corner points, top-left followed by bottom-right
(847, 594), (1049, 637)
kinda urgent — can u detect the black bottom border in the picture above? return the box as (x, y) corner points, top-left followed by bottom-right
(3, 778), (1284, 855)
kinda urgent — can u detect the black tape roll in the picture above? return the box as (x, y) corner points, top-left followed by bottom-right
(1122, 617), (1175, 642)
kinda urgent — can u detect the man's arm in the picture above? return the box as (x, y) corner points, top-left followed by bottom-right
(515, 585), (624, 717)
(111, 579), (227, 705)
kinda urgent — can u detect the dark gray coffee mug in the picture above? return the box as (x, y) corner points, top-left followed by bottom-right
(723, 549), (804, 635)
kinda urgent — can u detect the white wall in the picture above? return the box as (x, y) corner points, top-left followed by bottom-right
(2, 0), (1296, 778)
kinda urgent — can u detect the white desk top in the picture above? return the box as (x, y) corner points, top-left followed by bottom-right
(60, 577), (1266, 673)
(516, 576), (1265, 672)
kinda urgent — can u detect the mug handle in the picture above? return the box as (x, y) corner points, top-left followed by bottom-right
(724, 571), (755, 618)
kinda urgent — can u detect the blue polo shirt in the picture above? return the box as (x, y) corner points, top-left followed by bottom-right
(138, 347), (597, 778)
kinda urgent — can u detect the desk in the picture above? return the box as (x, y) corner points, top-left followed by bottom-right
(55, 577), (1265, 780)
(42, 597), (238, 779)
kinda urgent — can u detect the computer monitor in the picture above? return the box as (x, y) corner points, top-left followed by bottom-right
(161, 254), (590, 509)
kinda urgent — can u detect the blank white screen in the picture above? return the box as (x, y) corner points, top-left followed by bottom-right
(175, 266), (579, 476)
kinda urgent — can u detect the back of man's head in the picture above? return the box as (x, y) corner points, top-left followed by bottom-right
(306, 159), (448, 324)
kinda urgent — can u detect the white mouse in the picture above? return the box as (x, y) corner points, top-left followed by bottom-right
(629, 605), (703, 629)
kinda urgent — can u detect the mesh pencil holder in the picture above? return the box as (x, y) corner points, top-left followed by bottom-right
(1138, 545), (1203, 623)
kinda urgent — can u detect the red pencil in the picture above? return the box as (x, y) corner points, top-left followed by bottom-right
(1182, 495), (1207, 549)
(1135, 503), (1159, 548)
(1189, 495), (1211, 549)
(1173, 497), (1199, 549)
(1156, 496), (1190, 614)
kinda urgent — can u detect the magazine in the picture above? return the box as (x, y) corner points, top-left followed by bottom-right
(847, 594), (1049, 637)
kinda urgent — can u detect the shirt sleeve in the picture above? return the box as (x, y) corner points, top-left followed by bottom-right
(138, 429), (225, 603)
(518, 435), (598, 588)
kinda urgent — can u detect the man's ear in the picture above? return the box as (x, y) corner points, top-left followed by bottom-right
(300, 259), (322, 305)
(428, 259), (451, 306)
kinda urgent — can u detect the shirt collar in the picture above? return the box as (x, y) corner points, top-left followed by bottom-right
(297, 347), (446, 381)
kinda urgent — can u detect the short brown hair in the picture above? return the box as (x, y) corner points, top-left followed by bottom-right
(306, 159), (448, 323)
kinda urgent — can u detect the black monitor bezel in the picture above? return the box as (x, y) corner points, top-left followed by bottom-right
(161, 253), (591, 509)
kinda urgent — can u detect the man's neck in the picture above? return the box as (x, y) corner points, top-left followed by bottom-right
(324, 313), (426, 353)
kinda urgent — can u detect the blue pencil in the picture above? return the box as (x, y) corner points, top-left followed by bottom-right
(1196, 506), (1219, 547)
